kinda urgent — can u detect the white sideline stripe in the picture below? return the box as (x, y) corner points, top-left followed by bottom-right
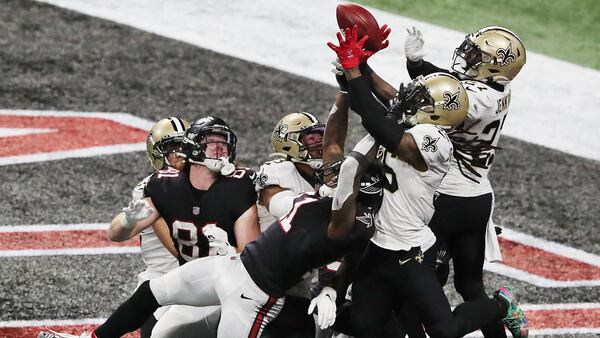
(483, 263), (600, 288)
(0, 110), (154, 130)
(0, 110), (154, 165)
(0, 247), (140, 257)
(0, 128), (56, 137)
(0, 318), (105, 327)
(0, 143), (146, 166)
(500, 228), (600, 267)
(521, 302), (600, 310)
(0, 223), (108, 233)
(34, 0), (600, 161)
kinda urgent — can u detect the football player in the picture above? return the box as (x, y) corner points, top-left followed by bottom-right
(38, 116), (260, 338)
(257, 96), (350, 338)
(327, 25), (528, 338)
(133, 117), (188, 338)
(404, 26), (527, 337)
(37, 132), (387, 338)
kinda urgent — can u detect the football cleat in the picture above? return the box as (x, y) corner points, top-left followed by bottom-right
(38, 330), (94, 338)
(494, 286), (529, 338)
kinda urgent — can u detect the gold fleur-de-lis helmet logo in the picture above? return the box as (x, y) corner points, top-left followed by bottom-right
(497, 43), (516, 66)
(273, 124), (288, 142)
(442, 90), (461, 111)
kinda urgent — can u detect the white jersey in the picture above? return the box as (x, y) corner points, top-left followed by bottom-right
(372, 124), (453, 251)
(438, 81), (511, 197)
(255, 159), (315, 231)
(132, 175), (179, 283)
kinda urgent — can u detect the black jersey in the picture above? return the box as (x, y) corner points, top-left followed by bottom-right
(240, 193), (375, 297)
(144, 166), (256, 264)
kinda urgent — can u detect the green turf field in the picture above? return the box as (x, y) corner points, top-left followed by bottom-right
(358, 0), (600, 70)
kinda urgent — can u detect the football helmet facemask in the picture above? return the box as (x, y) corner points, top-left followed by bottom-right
(182, 116), (237, 175)
(271, 112), (325, 169)
(146, 117), (190, 171)
(451, 26), (526, 84)
(390, 72), (468, 128)
(315, 158), (384, 214)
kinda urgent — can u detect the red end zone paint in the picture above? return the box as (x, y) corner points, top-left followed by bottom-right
(0, 115), (146, 157)
(499, 238), (600, 281)
(528, 308), (600, 328)
(0, 230), (139, 250)
(0, 326), (139, 338)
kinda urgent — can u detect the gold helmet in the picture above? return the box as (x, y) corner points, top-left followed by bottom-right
(146, 117), (190, 170)
(271, 112), (325, 169)
(390, 73), (468, 128)
(452, 26), (526, 84)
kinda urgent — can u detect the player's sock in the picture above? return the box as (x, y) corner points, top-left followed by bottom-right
(94, 281), (160, 338)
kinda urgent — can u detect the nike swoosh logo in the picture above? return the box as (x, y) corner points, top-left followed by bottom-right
(240, 293), (252, 300)
(398, 258), (412, 266)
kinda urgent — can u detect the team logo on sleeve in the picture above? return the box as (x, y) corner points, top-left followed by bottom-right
(497, 43), (516, 66)
(253, 172), (269, 190)
(442, 90), (461, 111)
(421, 135), (440, 152)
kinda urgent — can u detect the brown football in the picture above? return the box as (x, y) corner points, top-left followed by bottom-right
(336, 3), (383, 51)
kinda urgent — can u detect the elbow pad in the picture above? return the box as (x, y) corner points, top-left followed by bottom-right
(268, 190), (297, 218)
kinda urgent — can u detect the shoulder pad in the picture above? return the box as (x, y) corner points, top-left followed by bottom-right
(462, 80), (494, 111)
(407, 124), (453, 167)
(255, 160), (298, 192)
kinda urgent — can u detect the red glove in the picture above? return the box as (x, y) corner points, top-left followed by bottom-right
(327, 25), (373, 69)
(373, 24), (391, 52)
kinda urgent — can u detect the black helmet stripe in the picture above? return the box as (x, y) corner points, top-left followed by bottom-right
(169, 117), (185, 132)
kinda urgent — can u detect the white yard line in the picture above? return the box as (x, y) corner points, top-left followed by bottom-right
(35, 0), (600, 161)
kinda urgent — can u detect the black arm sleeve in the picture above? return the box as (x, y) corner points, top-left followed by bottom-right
(347, 75), (406, 151)
(406, 59), (452, 79)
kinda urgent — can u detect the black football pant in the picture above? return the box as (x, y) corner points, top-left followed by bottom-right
(346, 243), (504, 338)
(429, 192), (506, 338)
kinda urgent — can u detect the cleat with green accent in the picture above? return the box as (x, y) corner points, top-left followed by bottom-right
(494, 286), (529, 338)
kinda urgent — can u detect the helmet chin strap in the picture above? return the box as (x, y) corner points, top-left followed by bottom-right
(202, 157), (236, 176)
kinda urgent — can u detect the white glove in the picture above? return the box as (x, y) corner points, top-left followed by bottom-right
(121, 199), (153, 229)
(405, 26), (425, 62)
(203, 224), (235, 256)
(318, 184), (337, 198)
(308, 286), (337, 330)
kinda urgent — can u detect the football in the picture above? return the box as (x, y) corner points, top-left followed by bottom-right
(336, 3), (383, 51)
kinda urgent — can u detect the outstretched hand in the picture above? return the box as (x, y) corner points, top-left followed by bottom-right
(405, 26), (425, 62)
(327, 25), (373, 69)
(373, 24), (391, 52)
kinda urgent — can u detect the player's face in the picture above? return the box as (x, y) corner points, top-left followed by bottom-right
(302, 132), (323, 159)
(162, 141), (186, 171)
(203, 134), (229, 159)
(167, 151), (186, 171)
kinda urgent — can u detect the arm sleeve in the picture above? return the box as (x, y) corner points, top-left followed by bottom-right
(406, 59), (452, 79)
(347, 75), (407, 151)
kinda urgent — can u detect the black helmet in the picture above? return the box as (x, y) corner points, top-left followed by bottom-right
(182, 116), (237, 165)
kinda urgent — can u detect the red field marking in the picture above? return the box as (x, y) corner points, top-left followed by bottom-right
(499, 238), (600, 281)
(3, 305), (599, 337)
(0, 229), (139, 250)
(526, 306), (600, 329)
(0, 115), (146, 157)
(0, 325), (139, 338)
